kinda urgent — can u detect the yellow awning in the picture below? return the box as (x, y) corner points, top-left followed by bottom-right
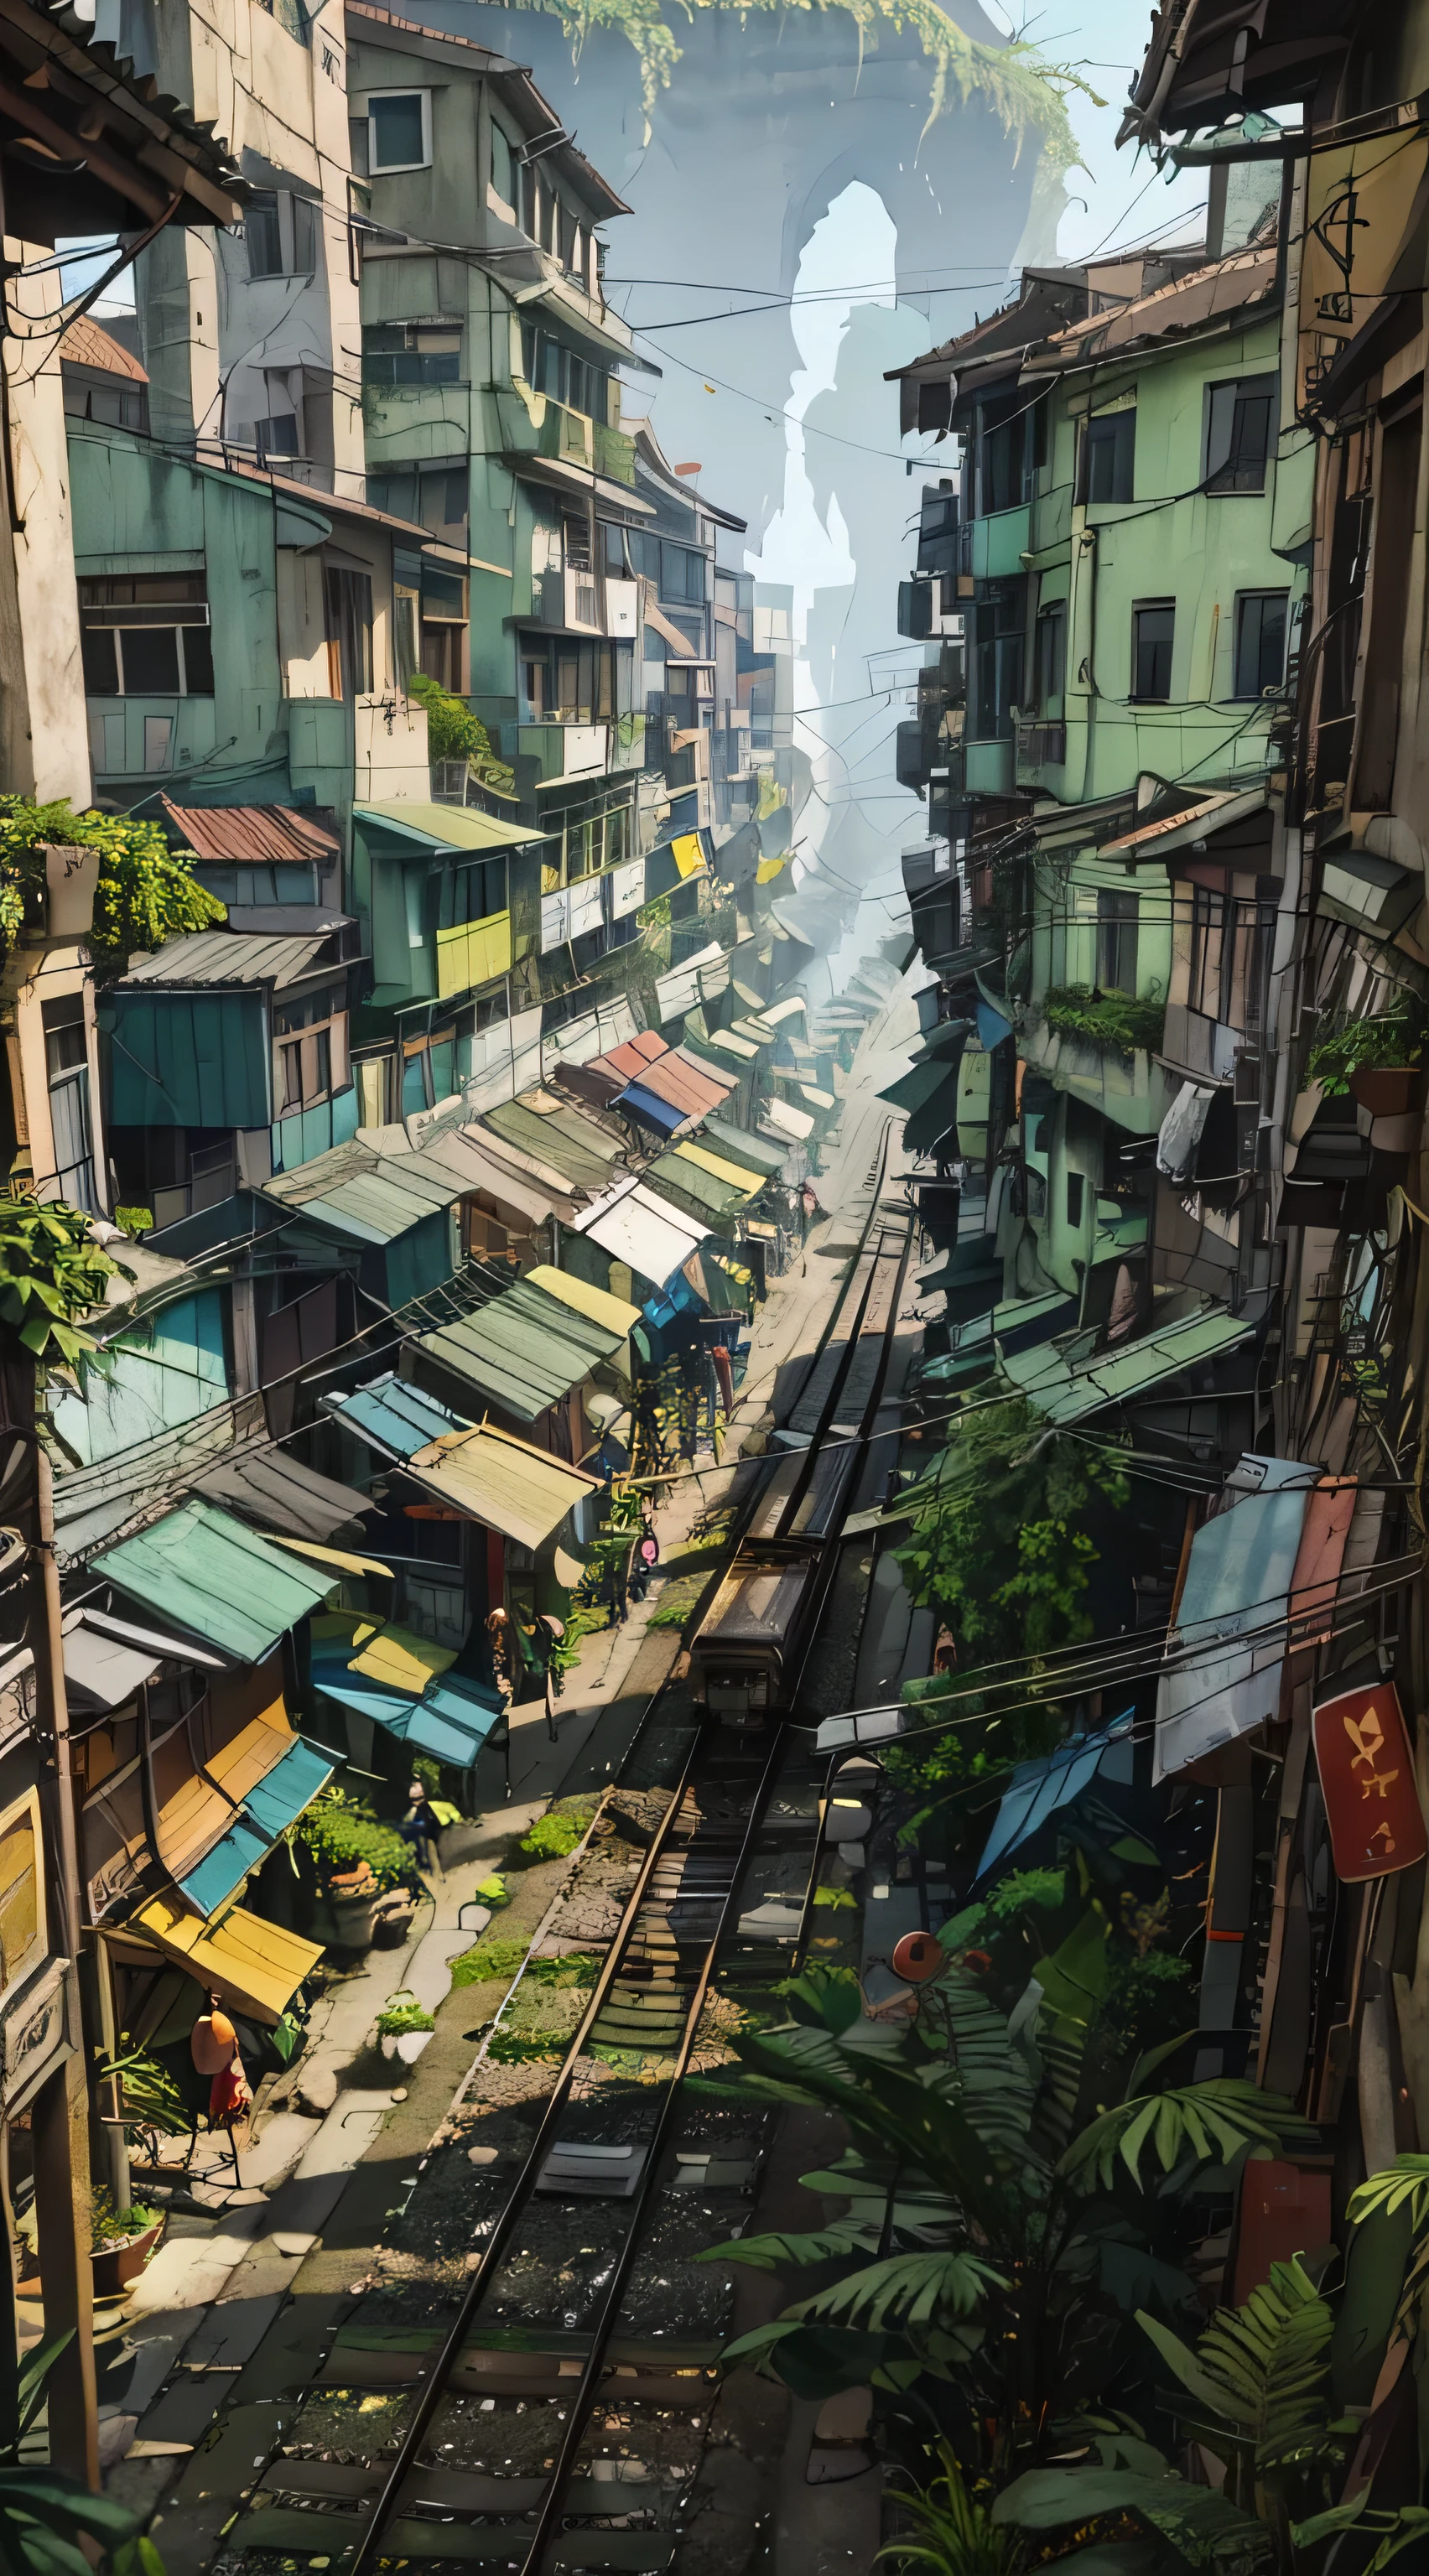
(524, 1263), (641, 1337)
(347, 1623), (457, 1694)
(674, 1140), (763, 1195)
(756, 856), (787, 882)
(671, 832), (706, 880)
(133, 1893), (325, 2027)
(268, 1538), (396, 1580)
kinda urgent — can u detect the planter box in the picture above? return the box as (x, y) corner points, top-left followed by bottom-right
(91, 2217), (162, 2299)
(1348, 1064), (1424, 1116)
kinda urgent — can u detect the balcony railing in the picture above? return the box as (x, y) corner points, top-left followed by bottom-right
(1015, 716), (1067, 770)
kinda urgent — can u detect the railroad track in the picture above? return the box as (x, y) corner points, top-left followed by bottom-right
(221, 1118), (917, 2576)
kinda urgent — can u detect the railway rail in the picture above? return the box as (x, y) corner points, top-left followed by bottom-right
(221, 1117), (916, 2576)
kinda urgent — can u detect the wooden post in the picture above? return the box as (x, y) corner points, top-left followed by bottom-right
(27, 1430), (97, 2486)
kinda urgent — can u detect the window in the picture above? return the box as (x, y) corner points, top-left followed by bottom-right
(435, 853), (508, 927)
(972, 588), (1023, 740)
(1204, 374), (1276, 493)
(361, 325), (461, 388)
(255, 414), (299, 465)
(978, 389), (1032, 514)
(1034, 603), (1065, 708)
(518, 323), (608, 423)
(42, 996), (93, 1211)
(602, 522), (629, 575)
(490, 122), (515, 210)
(1131, 601), (1174, 702)
(273, 983), (348, 1116)
(1066, 1171), (1084, 1229)
(1081, 407), (1135, 505)
(78, 575), (215, 697)
(325, 566), (372, 699)
(661, 542), (706, 605)
(402, 1026), (456, 1114)
(368, 90), (429, 172)
(244, 190), (319, 281)
(1096, 888), (1139, 993)
(1233, 590), (1289, 699)
(60, 362), (148, 433)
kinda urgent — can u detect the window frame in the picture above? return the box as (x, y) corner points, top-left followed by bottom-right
(1231, 588), (1290, 700)
(1130, 599), (1176, 704)
(1081, 406), (1136, 507)
(1203, 373), (1277, 495)
(366, 87), (432, 174)
(1034, 601), (1066, 710)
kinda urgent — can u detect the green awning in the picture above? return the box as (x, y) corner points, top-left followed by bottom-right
(1001, 1307), (1257, 1426)
(697, 1117), (786, 1177)
(646, 1150), (750, 1223)
(91, 1500), (338, 1663)
(103, 989), (271, 1130)
(354, 800), (545, 850)
(879, 1059), (951, 1114)
(410, 1277), (624, 1422)
(482, 1100), (616, 1193)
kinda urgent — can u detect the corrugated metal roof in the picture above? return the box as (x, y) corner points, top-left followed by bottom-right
(355, 799), (545, 849)
(118, 929), (335, 989)
(91, 1499), (339, 1662)
(699, 1117), (786, 1177)
(673, 1139), (765, 1198)
(575, 1176), (709, 1287)
(526, 1264), (641, 1336)
(187, 1437), (372, 1543)
(405, 1421), (598, 1550)
(162, 799), (340, 864)
(294, 1162), (457, 1248)
(1003, 1306), (1256, 1426)
(410, 1275), (621, 1420)
(481, 1100), (618, 1193)
(647, 1154), (749, 1223)
(324, 1374), (470, 1461)
(415, 1129), (559, 1226)
(61, 314), (148, 379)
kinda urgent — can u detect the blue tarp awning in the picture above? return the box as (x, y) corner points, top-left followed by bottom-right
(313, 1654), (504, 1770)
(323, 1374), (471, 1462)
(618, 1083), (686, 1135)
(178, 1737), (334, 1919)
(973, 1713), (1135, 1885)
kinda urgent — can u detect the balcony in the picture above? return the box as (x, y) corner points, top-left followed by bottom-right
(1015, 715), (1067, 773)
(1020, 1001), (1177, 1132)
(969, 506), (1031, 581)
(593, 421), (636, 486)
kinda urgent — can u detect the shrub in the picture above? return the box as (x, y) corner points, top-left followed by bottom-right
(517, 1810), (589, 1862)
(293, 1789), (416, 1893)
(475, 1872), (509, 1909)
(1042, 983), (1165, 1057)
(0, 795), (225, 979)
(1308, 1005), (1426, 1095)
(405, 673), (515, 790)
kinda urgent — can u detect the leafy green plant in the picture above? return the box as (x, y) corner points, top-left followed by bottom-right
(451, 1932), (527, 1988)
(475, 1872), (510, 1909)
(1307, 1006), (1426, 1095)
(518, 1810), (590, 1862)
(1137, 2258), (1350, 2523)
(90, 2189), (161, 2251)
(0, 1199), (125, 1366)
(112, 1206), (153, 1239)
(375, 1999), (435, 2038)
(404, 672), (515, 791)
(96, 2038), (190, 2138)
(0, 795), (224, 979)
(878, 2442), (1026, 2576)
(1042, 984), (1166, 1057)
(1059, 2078), (1317, 2194)
(293, 1787), (417, 1893)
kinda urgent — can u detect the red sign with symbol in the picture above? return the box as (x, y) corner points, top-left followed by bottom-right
(1312, 1680), (1427, 1884)
(891, 1932), (943, 1984)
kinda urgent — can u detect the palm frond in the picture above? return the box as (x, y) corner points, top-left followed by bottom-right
(1058, 2080), (1317, 2194)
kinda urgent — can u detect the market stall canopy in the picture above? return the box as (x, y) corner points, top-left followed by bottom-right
(402, 1424), (598, 1553)
(61, 1606), (223, 1714)
(574, 1172), (710, 1286)
(408, 1272), (629, 1420)
(760, 1098), (816, 1144)
(699, 1118), (787, 1178)
(177, 1738), (333, 1919)
(323, 1375), (467, 1463)
(526, 1265), (640, 1337)
(89, 1500), (339, 1664)
(131, 1890), (325, 2026)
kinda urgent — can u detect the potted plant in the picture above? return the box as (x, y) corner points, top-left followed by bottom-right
(375, 1994), (435, 2064)
(90, 2189), (164, 2298)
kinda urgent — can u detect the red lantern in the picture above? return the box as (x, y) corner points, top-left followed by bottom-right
(1312, 1679), (1427, 1883)
(891, 1931), (943, 1984)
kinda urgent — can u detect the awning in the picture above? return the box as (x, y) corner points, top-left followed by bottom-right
(1154, 1457), (1321, 1781)
(655, 943), (731, 1023)
(323, 1374), (469, 1462)
(353, 800), (545, 851)
(343, 1618), (457, 1695)
(1001, 1306), (1256, 1426)
(268, 1537), (394, 1579)
(61, 1607), (218, 1713)
(391, 1670), (506, 1767)
(132, 1890), (325, 2025)
(410, 1128), (564, 1228)
(90, 1500), (340, 1664)
(879, 1059), (950, 1114)
(647, 1150), (752, 1225)
(699, 1118), (787, 1178)
(762, 996), (806, 1026)
(1099, 787), (1268, 863)
(177, 1737), (333, 1919)
(673, 1140), (765, 1200)
(760, 1098), (815, 1144)
(525, 1263), (640, 1337)
(974, 1715), (1135, 1883)
(409, 1274), (626, 1420)
(403, 1424), (599, 1551)
(575, 1172), (709, 1286)
(188, 1437), (372, 1545)
(263, 1155), (458, 1249)
(481, 1098), (621, 1195)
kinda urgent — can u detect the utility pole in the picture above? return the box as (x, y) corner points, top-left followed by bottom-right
(2, 1354), (97, 2487)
